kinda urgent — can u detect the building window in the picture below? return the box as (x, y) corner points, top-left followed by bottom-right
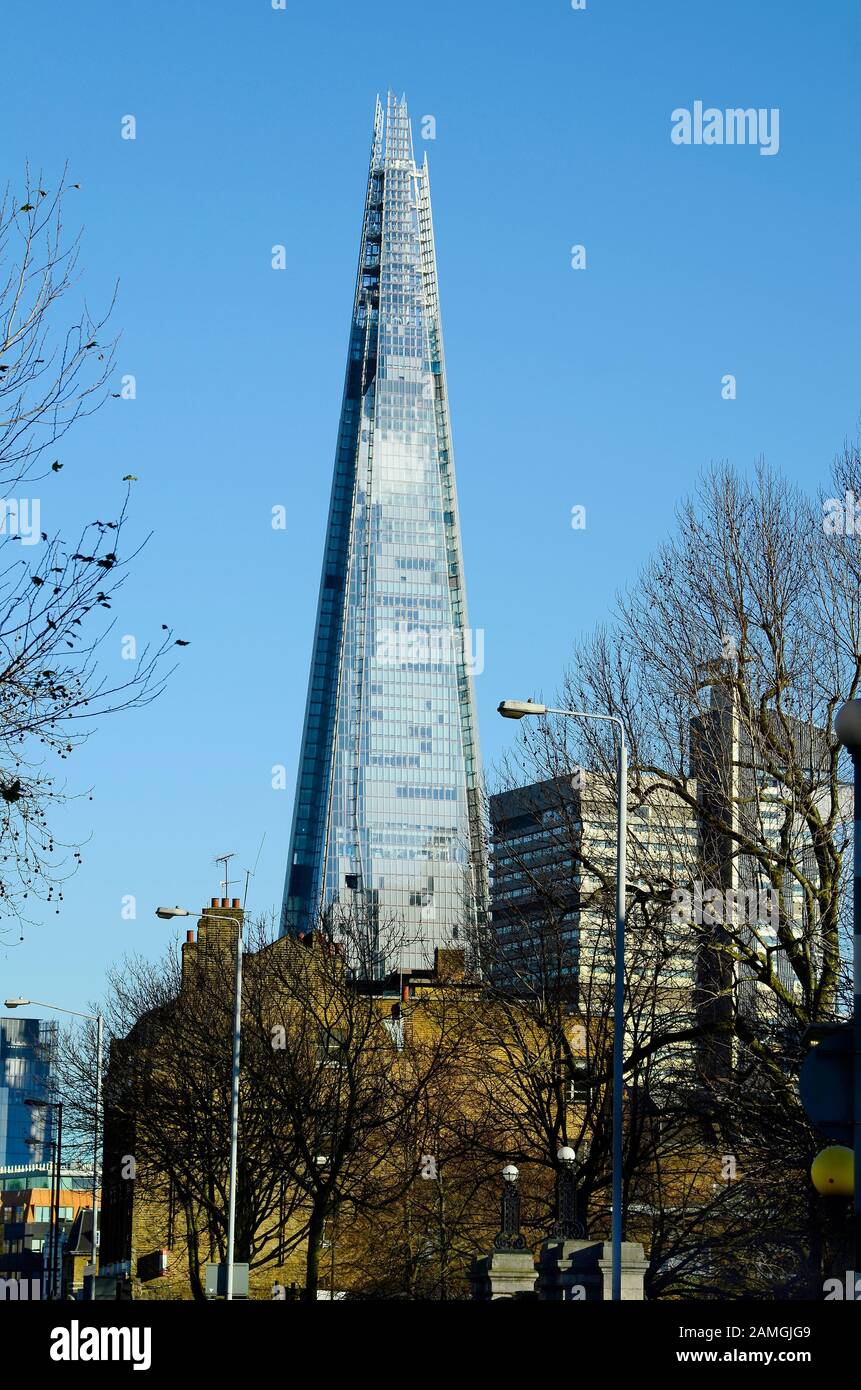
(318, 1028), (348, 1065)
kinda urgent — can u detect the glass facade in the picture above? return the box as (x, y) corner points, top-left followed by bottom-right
(283, 94), (486, 972)
(0, 1017), (57, 1167)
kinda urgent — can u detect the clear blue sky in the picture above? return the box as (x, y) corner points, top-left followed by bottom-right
(1, 0), (859, 1017)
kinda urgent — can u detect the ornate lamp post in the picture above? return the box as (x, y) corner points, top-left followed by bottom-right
(493, 1164), (527, 1252)
(551, 1145), (584, 1240)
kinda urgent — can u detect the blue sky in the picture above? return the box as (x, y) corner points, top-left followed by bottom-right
(1, 0), (859, 1017)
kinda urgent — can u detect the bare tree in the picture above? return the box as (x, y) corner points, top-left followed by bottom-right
(70, 908), (472, 1301)
(62, 916), (306, 1301)
(0, 170), (175, 929)
(487, 454), (860, 1295)
(253, 911), (470, 1301)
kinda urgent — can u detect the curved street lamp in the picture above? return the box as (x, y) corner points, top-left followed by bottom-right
(5, 997), (103, 1300)
(155, 904), (244, 1301)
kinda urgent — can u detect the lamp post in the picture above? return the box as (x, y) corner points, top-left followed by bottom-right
(498, 698), (627, 1300)
(25, 1098), (62, 1298)
(7, 998), (103, 1300)
(494, 1163), (527, 1252)
(25, 1126), (57, 1297)
(156, 904), (244, 1300)
(834, 699), (861, 1270)
(552, 1144), (583, 1240)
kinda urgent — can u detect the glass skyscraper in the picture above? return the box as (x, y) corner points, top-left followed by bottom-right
(282, 93), (486, 973)
(0, 1016), (57, 1168)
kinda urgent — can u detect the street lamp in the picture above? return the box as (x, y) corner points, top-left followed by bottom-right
(25, 1097), (62, 1298)
(834, 699), (861, 1270)
(494, 1163), (526, 1252)
(497, 698), (627, 1300)
(155, 903), (244, 1301)
(25, 1130), (57, 1296)
(6, 998), (103, 1300)
(552, 1144), (583, 1241)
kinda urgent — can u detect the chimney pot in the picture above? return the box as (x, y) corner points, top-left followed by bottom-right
(211, 897), (218, 909)
(186, 930), (195, 944)
(232, 898), (241, 909)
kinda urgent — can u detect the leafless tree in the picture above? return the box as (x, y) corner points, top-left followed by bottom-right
(63, 908), (472, 1300)
(0, 169), (175, 930)
(252, 910), (471, 1301)
(486, 454), (861, 1295)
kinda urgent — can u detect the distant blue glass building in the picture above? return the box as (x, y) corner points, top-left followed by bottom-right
(0, 1016), (57, 1167)
(283, 94), (486, 972)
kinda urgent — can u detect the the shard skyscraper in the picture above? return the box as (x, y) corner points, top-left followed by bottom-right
(282, 94), (486, 974)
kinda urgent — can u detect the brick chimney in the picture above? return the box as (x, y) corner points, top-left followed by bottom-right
(180, 896), (245, 982)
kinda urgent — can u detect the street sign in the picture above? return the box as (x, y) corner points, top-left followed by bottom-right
(799, 1024), (853, 1145)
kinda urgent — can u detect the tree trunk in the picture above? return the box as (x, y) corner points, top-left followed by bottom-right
(184, 1202), (207, 1303)
(304, 1204), (326, 1303)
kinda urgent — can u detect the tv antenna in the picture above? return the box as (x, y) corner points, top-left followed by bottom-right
(242, 833), (266, 910)
(214, 850), (238, 900)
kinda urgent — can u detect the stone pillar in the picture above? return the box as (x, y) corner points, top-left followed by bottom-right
(470, 1250), (538, 1300)
(536, 1238), (648, 1300)
(470, 1166), (537, 1299)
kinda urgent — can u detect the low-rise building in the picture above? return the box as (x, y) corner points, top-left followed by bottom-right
(0, 1164), (95, 1297)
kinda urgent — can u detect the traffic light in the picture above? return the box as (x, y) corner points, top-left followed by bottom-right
(799, 1023), (853, 1146)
